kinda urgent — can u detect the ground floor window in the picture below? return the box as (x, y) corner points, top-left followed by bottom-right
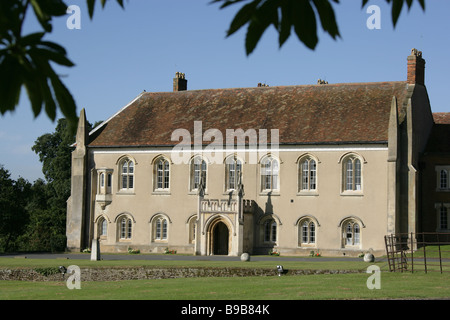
(119, 217), (132, 240)
(264, 219), (277, 243)
(300, 220), (316, 245)
(99, 218), (107, 238)
(151, 214), (170, 242)
(439, 205), (449, 231)
(343, 220), (360, 247)
(188, 216), (197, 244)
(155, 218), (168, 240)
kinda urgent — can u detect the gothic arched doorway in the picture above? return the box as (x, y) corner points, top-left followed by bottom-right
(212, 221), (229, 255)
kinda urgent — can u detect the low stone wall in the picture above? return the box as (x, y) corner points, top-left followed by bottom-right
(0, 266), (364, 282)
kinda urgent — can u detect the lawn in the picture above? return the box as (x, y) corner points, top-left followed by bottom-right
(1, 271), (449, 300)
(0, 254), (449, 301)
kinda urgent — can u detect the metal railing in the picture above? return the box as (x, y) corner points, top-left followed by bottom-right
(384, 233), (450, 273)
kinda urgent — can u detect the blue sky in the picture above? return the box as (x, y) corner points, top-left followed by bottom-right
(0, 0), (449, 182)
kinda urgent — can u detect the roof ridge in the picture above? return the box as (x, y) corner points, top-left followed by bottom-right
(142, 80), (407, 95)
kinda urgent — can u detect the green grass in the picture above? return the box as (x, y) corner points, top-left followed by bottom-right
(0, 254), (449, 300)
(1, 272), (449, 300)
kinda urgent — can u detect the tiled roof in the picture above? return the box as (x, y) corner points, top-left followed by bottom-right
(424, 113), (450, 153)
(433, 113), (450, 124)
(88, 81), (409, 147)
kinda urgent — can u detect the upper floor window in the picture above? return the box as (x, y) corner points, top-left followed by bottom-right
(261, 155), (279, 192)
(190, 156), (207, 191)
(155, 157), (170, 191)
(298, 156), (317, 192)
(341, 154), (363, 193)
(97, 169), (113, 195)
(225, 156), (243, 191)
(120, 159), (134, 190)
(107, 173), (112, 190)
(436, 166), (450, 191)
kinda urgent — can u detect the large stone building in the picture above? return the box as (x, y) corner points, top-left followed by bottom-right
(66, 49), (448, 257)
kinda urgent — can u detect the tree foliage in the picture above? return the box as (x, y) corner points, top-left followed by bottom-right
(0, 165), (30, 252)
(0, 0), (124, 132)
(0, 118), (99, 252)
(213, 0), (426, 54)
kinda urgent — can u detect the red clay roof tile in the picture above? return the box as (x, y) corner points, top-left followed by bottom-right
(88, 81), (409, 147)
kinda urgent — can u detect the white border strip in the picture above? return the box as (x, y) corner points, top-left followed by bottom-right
(91, 146), (388, 155)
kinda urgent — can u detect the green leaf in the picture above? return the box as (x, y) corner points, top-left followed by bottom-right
(244, 0), (278, 55)
(278, 1), (292, 47)
(87, 0), (126, 19)
(32, 47), (74, 67)
(50, 75), (77, 124)
(227, 1), (261, 37)
(391, 0), (404, 27)
(30, 0), (52, 32)
(312, 0), (340, 39)
(87, 0), (96, 19)
(0, 55), (22, 114)
(292, 0), (318, 50)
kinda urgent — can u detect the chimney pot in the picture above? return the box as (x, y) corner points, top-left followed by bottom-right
(407, 48), (425, 86)
(173, 72), (187, 91)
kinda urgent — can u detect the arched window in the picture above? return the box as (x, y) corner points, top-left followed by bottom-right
(98, 217), (108, 238)
(188, 216), (197, 244)
(299, 220), (316, 245)
(120, 159), (134, 190)
(264, 219), (277, 243)
(298, 156), (317, 192)
(119, 216), (132, 240)
(155, 218), (167, 240)
(190, 156), (207, 191)
(343, 220), (361, 247)
(155, 157), (170, 190)
(151, 214), (170, 242)
(261, 155), (279, 191)
(225, 156), (243, 191)
(97, 169), (113, 195)
(107, 173), (112, 193)
(342, 154), (363, 192)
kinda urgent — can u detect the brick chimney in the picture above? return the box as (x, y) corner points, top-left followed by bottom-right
(407, 49), (425, 86)
(173, 72), (187, 92)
